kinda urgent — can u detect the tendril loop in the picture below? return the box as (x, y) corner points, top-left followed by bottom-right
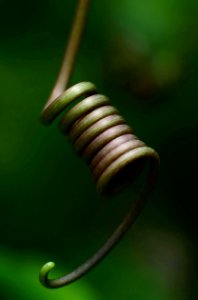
(39, 0), (160, 289)
(41, 81), (159, 197)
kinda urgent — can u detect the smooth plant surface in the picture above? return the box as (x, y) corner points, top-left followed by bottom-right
(0, 0), (197, 299)
(39, 0), (159, 288)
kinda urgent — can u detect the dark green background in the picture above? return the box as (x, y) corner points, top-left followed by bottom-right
(0, 0), (197, 299)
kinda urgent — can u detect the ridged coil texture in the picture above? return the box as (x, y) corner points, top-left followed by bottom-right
(41, 81), (155, 196)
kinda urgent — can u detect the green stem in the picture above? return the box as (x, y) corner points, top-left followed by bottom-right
(45, 0), (91, 109)
(39, 152), (159, 288)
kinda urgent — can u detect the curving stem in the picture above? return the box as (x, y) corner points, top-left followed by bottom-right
(39, 0), (160, 289)
(39, 152), (159, 288)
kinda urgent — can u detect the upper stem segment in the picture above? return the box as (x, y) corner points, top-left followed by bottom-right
(45, 0), (91, 109)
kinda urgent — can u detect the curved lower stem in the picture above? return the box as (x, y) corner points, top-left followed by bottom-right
(39, 152), (159, 288)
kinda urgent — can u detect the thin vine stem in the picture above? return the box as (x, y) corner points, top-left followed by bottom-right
(40, 153), (159, 288)
(39, 0), (160, 289)
(45, 0), (90, 109)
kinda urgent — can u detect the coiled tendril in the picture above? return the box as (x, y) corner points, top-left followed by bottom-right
(39, 0), (160, 289)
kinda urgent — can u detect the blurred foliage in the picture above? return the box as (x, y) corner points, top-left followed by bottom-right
(0, 0), (197, 299)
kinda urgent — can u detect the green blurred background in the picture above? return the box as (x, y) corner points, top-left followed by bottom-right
(0, 0), (197, 299)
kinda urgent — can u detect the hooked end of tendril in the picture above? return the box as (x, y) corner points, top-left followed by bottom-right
(39, 261), (55, 288)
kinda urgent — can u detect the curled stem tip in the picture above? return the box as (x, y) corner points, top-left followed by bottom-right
(39, 262), (55, 288)
(39, 153), (159, 289)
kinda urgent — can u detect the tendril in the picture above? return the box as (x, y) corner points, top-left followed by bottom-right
(39, 0), (160, 289)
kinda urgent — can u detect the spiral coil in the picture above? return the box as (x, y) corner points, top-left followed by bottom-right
(40, 81), (159, 288)
(41, 81), (157, 196)
(39, 0), (160, 289)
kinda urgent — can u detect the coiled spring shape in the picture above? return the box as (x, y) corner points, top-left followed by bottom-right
(39, 0), (160, 289)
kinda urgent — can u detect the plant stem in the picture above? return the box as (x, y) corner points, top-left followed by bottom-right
(45, 0), (91, 108)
